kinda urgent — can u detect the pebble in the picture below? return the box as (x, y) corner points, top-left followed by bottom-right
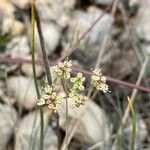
(95, 0), (112, 5)
(68, 10), (113, 46)
(35, 23), (61, 56)
(6, 36), (30, 58)
(2, 18), (25, 36)
(0, 0), (15, 17)
(7, 76), (38, 109)
(9, 0), (30, 9)
(0, 104), (18, 149)
(135, 4), (150, 55)
(21, 56), (44, 78)
(59, 100), (110, 145)
(15, 110), (57, 150)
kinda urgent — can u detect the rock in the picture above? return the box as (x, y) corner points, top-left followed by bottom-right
(124, 118), (148, 150)
(6, 36), (30, 58)
(2, 18), (25, 36)
(35, 23), (61, 56)
(0, 0), (15, 17)
(0, 104), (18, 149)
(21, 56), (44, 77)
(95, 0), (112, 5)
(59, 100), (110, 145)
(136, 4), (150, 55)
(15, 110), (57, 150)
(36, 0), (73, 25)
(0, 81), (16, 104)
(36, 0), (61, 21)
(136, 5), (150, 41)
(7, 76), (38, 109)
(102, 48), (138, 79)
(68, 10), (113, 47)
(9, 0), (30, 9)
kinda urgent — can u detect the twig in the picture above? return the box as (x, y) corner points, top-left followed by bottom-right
(0, 56), (150, 93)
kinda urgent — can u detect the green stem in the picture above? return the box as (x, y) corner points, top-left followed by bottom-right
(34, 8), (52, 85)
(31, 1), (44, 150)
(61, 79), (69, 150)
(34, 6), (60, 150)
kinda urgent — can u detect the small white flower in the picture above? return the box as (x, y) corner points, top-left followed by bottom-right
(91, 68), (109, 93)
(37, 98), (45, 106)
(53, 60), (72, 80)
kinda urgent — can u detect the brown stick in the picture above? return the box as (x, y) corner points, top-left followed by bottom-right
(0, 56), (150, 93)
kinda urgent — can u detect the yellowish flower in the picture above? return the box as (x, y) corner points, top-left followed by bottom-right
(91, 68), (109, 93)
(44, 85), (53, 94)
(53, 60), (72, 80)
(70, 72), (85, 91)
(37, 98), (45, 106)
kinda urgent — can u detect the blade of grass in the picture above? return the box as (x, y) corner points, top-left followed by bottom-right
(31, 1), (44, 150)
(127, 97), (136, 150)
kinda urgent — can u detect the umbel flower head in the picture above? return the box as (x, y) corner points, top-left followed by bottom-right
(53, 60), (72, 80)
(70, 72), (85, 90)
(68, 72), (86, 107)
(37, 85), (65, 112)
(91, 68), (109, 93)
(68, 88), (87, 108)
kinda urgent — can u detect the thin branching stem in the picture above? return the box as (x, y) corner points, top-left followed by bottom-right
(61, 79), (69, 150)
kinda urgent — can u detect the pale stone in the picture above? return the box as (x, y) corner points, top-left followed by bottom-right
(0, 0), (15, 17)
(68, 10), (113, 46)
(21, 62), (44, 77)
(15, 110), (57, 150)
(6, 36), (30, 58)
(59, 100), (110, 145)
(7, 76), (38, 109)
(2, 18), (25, 36)
(35, 23), (61, 56)
(0, 104), (18, 149)
(136, 4), (150, 55)
(9, 0), (30, 9)
(95, 0), (112, 5)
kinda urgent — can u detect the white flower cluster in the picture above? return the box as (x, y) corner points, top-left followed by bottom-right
(91, 68), (109, 93)
(53, 60), (72, 80)
(37, 60), (109, 112)
(69, 72), (87, 107)
(70, 72), (85, 90)
(37, 85), (65, 112)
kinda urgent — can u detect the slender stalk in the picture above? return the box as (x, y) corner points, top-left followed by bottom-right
(34, 7), (60, 150)
(31, 1), (44, 150)
(61, 79), (69, 150)
(34, 8), (52, 85)
(127, 97), (136, 150)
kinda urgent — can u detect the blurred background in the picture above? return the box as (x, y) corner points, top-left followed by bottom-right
(0, 0), (150, 150)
